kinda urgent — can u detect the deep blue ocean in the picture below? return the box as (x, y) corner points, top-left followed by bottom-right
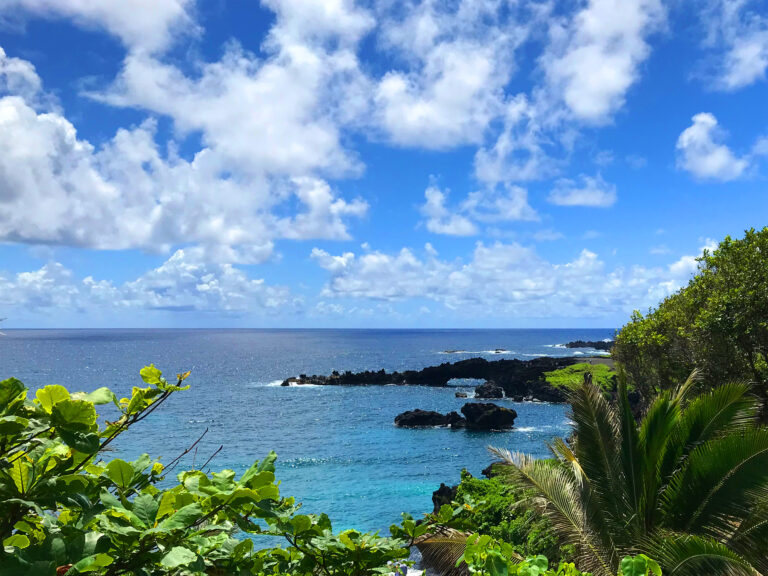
(0, 328), (613, 532)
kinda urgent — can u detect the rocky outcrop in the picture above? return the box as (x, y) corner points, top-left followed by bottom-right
(432, 482), (458, 514)
(461, 402), (517, 430)
(474, 380), (504, 398)
(394, 409), (465, 428)
(565, 340), (614, 351)
(282, 356), (583, 403)
(455, 391), (468, 398)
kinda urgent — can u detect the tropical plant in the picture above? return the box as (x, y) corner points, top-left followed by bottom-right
(490, 372), (768, 575)
(0, 366), (411, 576)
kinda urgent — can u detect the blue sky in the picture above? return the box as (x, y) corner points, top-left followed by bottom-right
(0, 0), (767, 328)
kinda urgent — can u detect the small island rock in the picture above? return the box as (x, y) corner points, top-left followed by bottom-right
(474, 380), (504, 399)
(461, 402), (517, 429)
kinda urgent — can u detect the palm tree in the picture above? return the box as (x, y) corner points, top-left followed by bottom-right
(491, 372), (768, 576)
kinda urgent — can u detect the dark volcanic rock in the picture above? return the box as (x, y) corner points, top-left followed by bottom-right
(281, 356), (581, 403)
(461, 402), (517, 430)
(565, 340), (614, 351)
(432, 483), (458, 513)
(455, 391), (468, 398)
(474, 380), (504, 399)
(394, 409), (466, 428)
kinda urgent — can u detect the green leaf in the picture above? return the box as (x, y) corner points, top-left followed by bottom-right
(157, 503), (204, 531)
(291, 514), (312, 534)
(487, 554), (508, 576)
(105, 459), (134, 490)
(620, 555), (648, 576)
(3, 534), (30, 549)
(58, 429), (100, 453)
(160, 546), (197, 568)
(71, 387), (116, 406)
(140, 364), (163, 386)
(0, 415), (29, 436)
(35, 384), (70, 413)
(0, 378), (25, 410)
(67, 553), (113, 574)
(132, 493), (159, 528)
(51, 399), (97, 430)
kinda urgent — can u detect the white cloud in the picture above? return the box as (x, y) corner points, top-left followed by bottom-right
(701, 0), (768, 90)
(548, 173), (617, 207)
(541, 0), (665, 123)
(461, 185), (538, 223)
(312, 241), (707, 318)
(420, 186), (478, 236)
(0, 47), (42, 102)
(0, 89), (364, 262)
(419, 182), (537, 236)
(676, 112), (749, 181)
(0, 249), (291, 314)
(0, 0), (195, 53)
(373, 0), (531, 149)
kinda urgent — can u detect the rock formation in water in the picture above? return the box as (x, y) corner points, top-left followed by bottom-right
(461, 402), (517, 429)
(282, 356), (583, 403)
(565, 340), (613, 351)
(394, 402), (516, 430)
(474, 380), (504, 398)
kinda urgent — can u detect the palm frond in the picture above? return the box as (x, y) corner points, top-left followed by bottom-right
(489, 448), (618, 576)
(662, 429), (768, 540)
(414, 527), (471, 576)
(648, 532), (758, 576)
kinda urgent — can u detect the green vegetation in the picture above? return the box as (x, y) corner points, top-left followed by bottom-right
(452, 469), (569, 563)
(614, 227), (768, 399)
(543, 364), (616, 395)
(0, 367), (411, 576)
(492, 373), (768, 576)
(2, 365), (657, 576)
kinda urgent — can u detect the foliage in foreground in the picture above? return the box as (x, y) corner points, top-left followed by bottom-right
(491, 372), (768, 576)
(0, 367), (410, 576)
(0, 366), (664, 576)
(613, 227), (768, 399)
(451, 469), (570, 563)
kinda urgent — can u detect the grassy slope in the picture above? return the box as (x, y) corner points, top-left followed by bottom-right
(544, 362), (616, 394)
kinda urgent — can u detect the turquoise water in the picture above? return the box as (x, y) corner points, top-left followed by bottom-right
(0, 328), (612, 532)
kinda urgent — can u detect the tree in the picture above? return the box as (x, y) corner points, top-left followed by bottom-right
(491, 373), (768, 576)
(614, 227), (768, 401)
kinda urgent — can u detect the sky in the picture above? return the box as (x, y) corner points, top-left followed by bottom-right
(0, 0), (767, 329)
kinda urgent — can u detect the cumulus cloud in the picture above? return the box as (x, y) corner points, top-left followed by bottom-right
(0, 0), (195, 53)
(541, 0), (665, 123)
(0, 95), (365, 261)
(0, 45), (368, 263)
(419, 183), (537, 236)
(373, 0), (532, 149)
(676, 113), (749, 181)
(312, 241), (706, 318)
(700, 0), (768, 90)
(0, 249), (291, 314)
(548, 173), (617, 207)
(420, 186), (478, 236)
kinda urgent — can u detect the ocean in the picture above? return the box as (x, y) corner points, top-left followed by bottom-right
(0, 328), (613, 532)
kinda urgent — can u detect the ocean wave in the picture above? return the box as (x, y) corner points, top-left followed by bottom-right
(544, 344), (566, 348)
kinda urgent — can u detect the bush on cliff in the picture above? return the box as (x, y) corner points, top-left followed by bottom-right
(613, 227), (768, 400)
